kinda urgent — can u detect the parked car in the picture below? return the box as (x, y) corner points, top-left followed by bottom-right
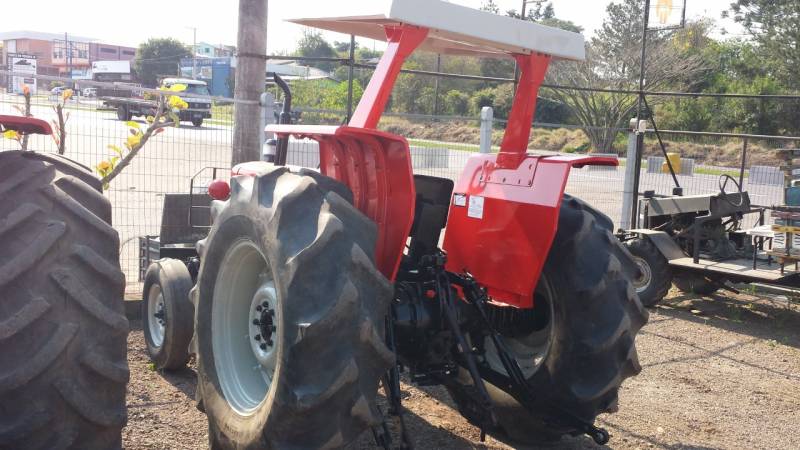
(50, 86), (67, 95)
(83, 87), (97, 97)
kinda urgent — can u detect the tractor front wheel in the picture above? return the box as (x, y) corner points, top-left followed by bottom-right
(192, 166), (394, 449)
(446, 195), (648, 444)
(142, 258), (194, 370)
(624, 237), (672, 307)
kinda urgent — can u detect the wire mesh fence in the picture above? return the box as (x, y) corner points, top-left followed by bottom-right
(3, 73), (799, 293)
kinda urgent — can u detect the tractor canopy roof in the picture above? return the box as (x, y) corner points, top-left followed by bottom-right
(290, 0), (585, 61)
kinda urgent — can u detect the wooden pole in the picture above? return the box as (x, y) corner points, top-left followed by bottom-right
(232, 0), (268, 166)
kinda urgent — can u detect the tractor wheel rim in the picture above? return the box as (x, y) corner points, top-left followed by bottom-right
(631, 256), (652, 292)
(212, 239), (278, 416)
(484, 274), (555, 379)
(147, 284), (166, 348)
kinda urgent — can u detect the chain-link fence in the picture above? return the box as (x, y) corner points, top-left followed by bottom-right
(3, 72), (799, 293)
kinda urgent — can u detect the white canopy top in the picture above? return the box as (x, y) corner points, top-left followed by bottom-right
(289, 0), (585, 61)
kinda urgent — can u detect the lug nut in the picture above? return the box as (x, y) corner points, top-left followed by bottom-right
(254, 334), (261, 341)
(260, 343), (267, 350)
(261, 302), (268, 308)
(256, 305), (263, 312)
(252, 319), (260, 325)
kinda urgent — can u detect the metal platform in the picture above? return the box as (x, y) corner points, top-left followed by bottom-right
(289, 0), (585, 60)
(669, 256), (800, 286)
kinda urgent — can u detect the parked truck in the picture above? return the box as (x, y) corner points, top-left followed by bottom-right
(100, 78), (212, 127)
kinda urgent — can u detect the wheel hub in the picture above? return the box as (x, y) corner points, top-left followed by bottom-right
(631, 256), (652, 293)
(147, 284), (166, 348)
(212, 239), (280, 416)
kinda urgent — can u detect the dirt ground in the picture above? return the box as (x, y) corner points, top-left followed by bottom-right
(123, 288), (800, 450)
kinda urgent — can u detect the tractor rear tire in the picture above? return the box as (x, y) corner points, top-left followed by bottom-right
(673, 274), (720, 296)
(0, 151), (128, 449)
(142, 258), (194, 370)
(192, 166), (394, 449)
(445, 195), (648, 444)
(624, 237), (672, 307)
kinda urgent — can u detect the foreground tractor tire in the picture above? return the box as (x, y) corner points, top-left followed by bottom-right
(142, 259), (194, 370)
(624, 237), (672, 307)
(0, 151), (128, 449)
(446, 195), (648, 444)
(673, 274), (720, 296)
(192, 166), (394, 449)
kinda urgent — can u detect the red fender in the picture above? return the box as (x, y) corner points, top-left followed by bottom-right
(442, 154), (617, 308)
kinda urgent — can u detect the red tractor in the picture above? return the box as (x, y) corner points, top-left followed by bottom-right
(142, 1), (647, 448)
(0, 116), (127, 449)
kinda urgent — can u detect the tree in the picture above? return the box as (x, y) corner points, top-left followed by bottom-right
(545, 1), (708, 152)
(480, 0), (499, 14)
(297, 30), (338, 72)
(725, 0), (800, 90)
(134, 38), (190, 87)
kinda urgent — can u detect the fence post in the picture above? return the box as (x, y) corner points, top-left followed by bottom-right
(620, 120), (641, 229)
(259, 92), (276, 154)
(480, 107), (493, 154)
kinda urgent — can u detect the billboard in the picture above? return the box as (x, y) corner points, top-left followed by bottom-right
(7, 53), (37, 95)
(648, 0), (687, 30)
(91, 60), (131, 74)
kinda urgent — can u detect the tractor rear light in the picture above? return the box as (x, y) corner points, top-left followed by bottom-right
(208, 179), (231, 200)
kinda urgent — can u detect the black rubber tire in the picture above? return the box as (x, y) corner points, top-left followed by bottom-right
(0, 151), (128, 450)
(445, 195), (648, 444)
(192, 165), (395, 449)
(624, 237), (672, 307)
(116, 105), (131, 121)
(191, 118), (203, 128)
(673, 273), (720, 296)
(142, 258), (194, 370)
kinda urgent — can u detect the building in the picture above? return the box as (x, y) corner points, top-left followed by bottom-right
(194, 42), (235, 58)
(0, 31), (135, 78)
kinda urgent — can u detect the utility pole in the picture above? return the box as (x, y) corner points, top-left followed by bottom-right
(64, 32), (72, 85)
(187, 27), (197, 79)
(232, 0), (268, 166)
(433, 54), (441, 116)
(630, 0), (652, 225)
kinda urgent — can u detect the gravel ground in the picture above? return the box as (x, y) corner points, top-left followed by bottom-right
(123, 288), (800, 449)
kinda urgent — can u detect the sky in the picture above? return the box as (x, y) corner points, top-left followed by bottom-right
(6, 0), (744, 53)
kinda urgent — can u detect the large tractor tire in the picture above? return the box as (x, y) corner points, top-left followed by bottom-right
(0, 151), (128, 449)
(624, 237), (672, 307)
(445, 195), (648, 444)
(192, 166), (395, 449)
(142, 258), (194, 370)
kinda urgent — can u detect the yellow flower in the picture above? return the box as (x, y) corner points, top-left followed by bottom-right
(62, 89), (73, 101)
(22, 85), (30, 95)
(2, 130), (20, 140)
(126, 133), (142, 150)
(97, 160), (111, 171)
(167, 95), (188, 110)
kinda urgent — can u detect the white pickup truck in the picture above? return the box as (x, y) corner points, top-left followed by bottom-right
(101, 78), (213, 127)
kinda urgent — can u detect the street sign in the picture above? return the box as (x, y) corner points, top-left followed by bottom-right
(647, 0), (686, 30)
(7, 53), (37, 95)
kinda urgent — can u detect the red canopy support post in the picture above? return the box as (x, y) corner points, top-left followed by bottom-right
(497, 52), (552, 168)
(349, 25), (429, 129)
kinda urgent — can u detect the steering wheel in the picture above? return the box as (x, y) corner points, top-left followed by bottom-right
(718, 174), (743, 207)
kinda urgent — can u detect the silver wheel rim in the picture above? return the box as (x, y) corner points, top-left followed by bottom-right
(147, 284), (166, 348)
(212, 239), (279, 416)
(484, 278), (555, 379)
(632, 256), (652, 293)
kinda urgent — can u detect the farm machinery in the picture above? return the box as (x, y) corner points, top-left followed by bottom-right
(0, 116), (127, 449)
(140, 1), (647, 448)
(621, 151), (800, 307)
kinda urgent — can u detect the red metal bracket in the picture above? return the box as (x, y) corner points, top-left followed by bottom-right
(497, 53), (551, 168)
(0, 115), (53, 135)
(349, 25), (429, 129)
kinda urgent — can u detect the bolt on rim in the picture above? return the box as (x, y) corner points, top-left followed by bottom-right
(147, 284), (166, 348)
(631, 256), (652, 293)
(212, 239), (280, 416)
